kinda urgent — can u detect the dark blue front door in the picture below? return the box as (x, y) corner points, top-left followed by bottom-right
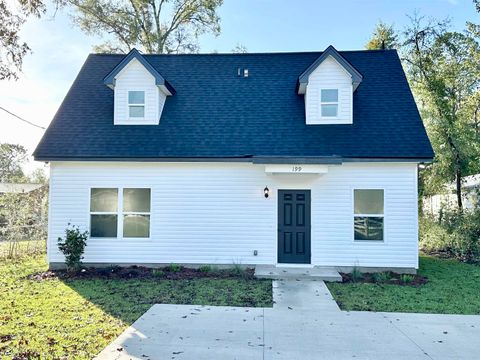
(278, 190), (311, 264)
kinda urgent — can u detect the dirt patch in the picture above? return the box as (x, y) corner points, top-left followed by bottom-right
(28, 265), (256, 281)
(340, 271), (428, 286)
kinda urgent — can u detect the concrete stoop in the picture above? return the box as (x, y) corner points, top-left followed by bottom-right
(254, 265), (342, 282)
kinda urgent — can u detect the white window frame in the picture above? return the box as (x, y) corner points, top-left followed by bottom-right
(352, 188), (385, 243)
(127, 90), (146, 120)
(88, 186), (152, 240)
(122, 188), (151, 239)
(89, 187), (119, 239)
(320, 88), (339, 119)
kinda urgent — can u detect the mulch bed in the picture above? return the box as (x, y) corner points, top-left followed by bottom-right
(340, 271), (428, 286)
(28, 265), (256, 282)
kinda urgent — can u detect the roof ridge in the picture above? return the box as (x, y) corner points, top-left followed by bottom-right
(90, 49), (395, 57)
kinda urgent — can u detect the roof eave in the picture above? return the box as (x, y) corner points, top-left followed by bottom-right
(297, 45), (363, 94)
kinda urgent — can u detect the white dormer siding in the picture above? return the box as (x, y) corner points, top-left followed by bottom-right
(305, 56), (353, 125)
(113, 58), (166, 125)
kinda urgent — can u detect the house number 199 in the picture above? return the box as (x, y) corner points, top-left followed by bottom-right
(292, 166), (303, 172)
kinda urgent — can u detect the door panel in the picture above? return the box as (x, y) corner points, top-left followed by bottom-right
(278, 190), (311, 264)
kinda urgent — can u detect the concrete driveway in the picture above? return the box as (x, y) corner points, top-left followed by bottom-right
(96, 281), (480, 360)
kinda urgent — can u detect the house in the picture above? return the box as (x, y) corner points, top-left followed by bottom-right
(34, 46), (434, 272)
(423, 174), (480, 216)
(0, 183), (45, 195)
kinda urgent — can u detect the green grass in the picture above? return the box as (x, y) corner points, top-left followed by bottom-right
(327, 255), (480, 314)
(0, 255), (272, 359)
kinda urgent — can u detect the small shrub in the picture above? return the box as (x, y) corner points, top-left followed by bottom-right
(230, 263), (245, 276)
(167, 263), (182, 273)
(57, 225), (88, 272)
(373, 271), (391, 283)
(199, 265), (212, 273)
(351, 266), (363, 283)
(400, 274), (415, 284)
(152, 269), (165, 277)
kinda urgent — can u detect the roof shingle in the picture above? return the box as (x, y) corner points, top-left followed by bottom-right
(33, 49), (434, 161)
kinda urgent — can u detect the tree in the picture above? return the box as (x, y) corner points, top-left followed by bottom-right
(0, 0), (46, 79)
(232, 43), (247, 53)
(365, 21), (399, 50)
(402, 14), (480, 210)
(63, 0), (223, 53)
(0, 143), (28, 182)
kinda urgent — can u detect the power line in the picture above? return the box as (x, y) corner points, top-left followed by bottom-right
(0, 106), (46, 130)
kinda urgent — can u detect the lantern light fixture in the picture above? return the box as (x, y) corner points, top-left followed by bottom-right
(264, 186), (269, 198)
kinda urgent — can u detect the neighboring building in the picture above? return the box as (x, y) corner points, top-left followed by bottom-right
(0, 183), (45, 195)
(34, 46), (433, 272)
(423, 174), (480, 216)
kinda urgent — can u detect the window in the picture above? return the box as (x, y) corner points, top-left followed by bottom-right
(321, 89), (338, 117)
(123, 188), (151, 238)
(128, 91), (145, 118)
(354, 189), (384, 241)
(90, 188), (118, 238)
(90, 187), (151, 238)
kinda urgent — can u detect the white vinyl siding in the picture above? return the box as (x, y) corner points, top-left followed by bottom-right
(48, 162), (419, 269)
(305, 56), (353, 124)
(113, 58), (166, 125)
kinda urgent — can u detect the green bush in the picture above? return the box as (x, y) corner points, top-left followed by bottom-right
(351, 266), (363, 282)
(199, 265), (212, 273)
(167, 263), (182, 272)
(420, 209), (480, 263)
(152, 269), (165, 277)
(57, 225), (88, 272)
(372, 271), (391, 283)
(400, 274), (415, 284)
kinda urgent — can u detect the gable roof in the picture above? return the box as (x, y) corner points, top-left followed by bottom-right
(34, 49), (434, 162)
(298, 45), (363, 93)
(103, 48), (175, 95)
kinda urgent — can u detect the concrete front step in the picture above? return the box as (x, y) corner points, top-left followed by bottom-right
(254, 265), (342, 282)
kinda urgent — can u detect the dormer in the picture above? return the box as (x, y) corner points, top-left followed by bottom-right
(298, 46), (362, 125)
(104, 49), (175, 125)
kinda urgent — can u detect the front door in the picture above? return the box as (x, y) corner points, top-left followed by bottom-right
(278, 190), (311, 264)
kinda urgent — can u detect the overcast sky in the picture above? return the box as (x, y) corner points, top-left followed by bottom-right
(0, 0), (478, 174)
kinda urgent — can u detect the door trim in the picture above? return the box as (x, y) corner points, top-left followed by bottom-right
(277, 189), (311, 264)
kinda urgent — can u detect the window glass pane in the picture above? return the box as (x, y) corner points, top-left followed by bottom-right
(91, 214), (117, 237)
(123, 188), (151, 212)
(354, 189), (384, 214)
(321, 89), (338, 102)
(129, 106), (145, 118)
(321, 104), (338, 117)
(354, 216), (384, 241)
(123, 214), (150, 237)
(128, 91), (145, 104)
(90, 188), (118, 212)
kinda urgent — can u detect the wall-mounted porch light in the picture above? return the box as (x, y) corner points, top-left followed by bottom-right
(264, 186), (270, 198)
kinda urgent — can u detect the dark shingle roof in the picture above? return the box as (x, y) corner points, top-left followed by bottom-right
(33, 49), (434, 161)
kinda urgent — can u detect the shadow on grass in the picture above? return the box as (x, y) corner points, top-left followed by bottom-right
(63, 277), (273, 325)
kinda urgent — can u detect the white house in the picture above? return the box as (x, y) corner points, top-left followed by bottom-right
(34, 46), (434, 272)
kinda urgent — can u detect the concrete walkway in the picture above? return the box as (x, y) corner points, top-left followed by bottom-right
(96, 280), (480, 360)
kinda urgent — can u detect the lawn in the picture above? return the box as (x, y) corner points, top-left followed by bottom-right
(0, 255), (272, 359)
(327, 255), (480, 314)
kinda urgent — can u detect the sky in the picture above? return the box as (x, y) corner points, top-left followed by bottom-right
(0, 0), (478, 175)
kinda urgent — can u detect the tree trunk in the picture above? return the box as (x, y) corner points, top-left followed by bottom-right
(456, 167), (463, 210)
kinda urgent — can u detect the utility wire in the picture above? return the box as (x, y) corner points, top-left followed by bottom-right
(0, 106), (46, 130)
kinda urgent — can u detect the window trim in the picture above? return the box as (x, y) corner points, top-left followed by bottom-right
(320, 88), (339, 119)
(127, 90), (146, 120)
(122, 188), (151, 238)
(352, 188), (385, 243)
(88, 186), (152, 240)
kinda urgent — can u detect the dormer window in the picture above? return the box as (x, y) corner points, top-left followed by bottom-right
(128, 91), (145, 118)
(320, 89), (338, 117)
(298, 45), (363, 125)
